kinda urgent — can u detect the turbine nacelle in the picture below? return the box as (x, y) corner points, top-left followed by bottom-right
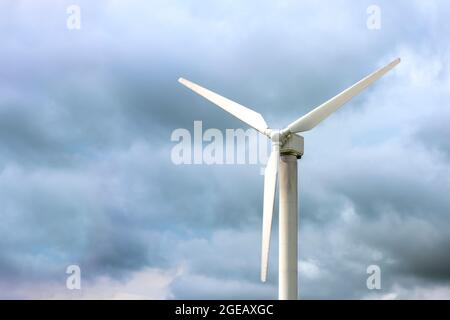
(267, 129), (303, 157)
(280, 134), (304, 158)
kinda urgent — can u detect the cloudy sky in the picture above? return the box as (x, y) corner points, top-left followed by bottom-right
(1, 0), (450, 299)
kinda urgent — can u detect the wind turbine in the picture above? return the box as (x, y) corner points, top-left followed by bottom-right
(178, 58), (400, 300)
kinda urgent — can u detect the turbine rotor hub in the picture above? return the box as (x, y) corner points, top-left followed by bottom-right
(270, 130), (281, 144)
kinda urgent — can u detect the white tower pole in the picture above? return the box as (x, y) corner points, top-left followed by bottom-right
(278, 153), (299, 300)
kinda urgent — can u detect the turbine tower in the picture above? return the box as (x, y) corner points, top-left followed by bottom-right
(178, 58), (400, 300)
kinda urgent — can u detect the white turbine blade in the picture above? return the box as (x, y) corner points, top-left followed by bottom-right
(179, 78), (269, 135)
(287, 58), (401, 133)
(261, 144), (279, 282)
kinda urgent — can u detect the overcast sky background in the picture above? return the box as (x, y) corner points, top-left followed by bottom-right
(0, 0), (450, 299)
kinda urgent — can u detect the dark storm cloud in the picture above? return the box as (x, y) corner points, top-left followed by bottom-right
(416, 112), (450, 160)
(0, 0), (450, 299)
